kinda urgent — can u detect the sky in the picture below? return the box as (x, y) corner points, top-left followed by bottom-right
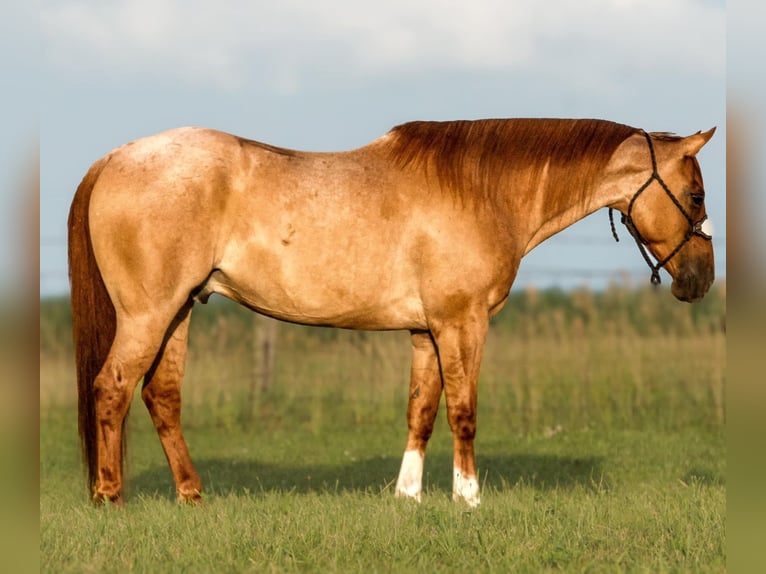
(38, 0), (726, 297)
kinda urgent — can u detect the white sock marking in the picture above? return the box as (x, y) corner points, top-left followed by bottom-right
(395, 449), (424, 502)
(453, 467), (480, 507)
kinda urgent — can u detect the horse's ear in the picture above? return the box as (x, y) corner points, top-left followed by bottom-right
(683, 127), (716, 156)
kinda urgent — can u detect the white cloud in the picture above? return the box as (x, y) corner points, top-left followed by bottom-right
(42, 0), (724, 93)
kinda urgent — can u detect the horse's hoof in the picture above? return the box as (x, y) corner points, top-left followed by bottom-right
(394, 489), (422, 503)
(92, 492), (124, 507)
(177, 490), (203, 505)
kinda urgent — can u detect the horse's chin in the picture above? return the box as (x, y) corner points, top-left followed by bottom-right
(671, 285), (704, 303)
(671, 273), (713, 303)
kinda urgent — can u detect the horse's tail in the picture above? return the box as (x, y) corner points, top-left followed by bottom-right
(68, 156), (116, 496)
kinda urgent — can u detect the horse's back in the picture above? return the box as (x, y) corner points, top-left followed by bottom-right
(85, 127), (510, 330)
(85, 128), (421, 326)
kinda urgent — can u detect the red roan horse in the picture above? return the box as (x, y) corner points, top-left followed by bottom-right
(68, 118), (715, 506)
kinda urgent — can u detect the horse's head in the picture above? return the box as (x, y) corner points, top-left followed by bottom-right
(613, 128), (716, 303)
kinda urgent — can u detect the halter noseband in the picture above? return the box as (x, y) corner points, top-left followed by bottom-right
(608, 130), (712, 285)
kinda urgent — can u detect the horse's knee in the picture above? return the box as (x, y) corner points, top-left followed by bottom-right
(448, 409), (476, 442)
(409, 403), (438, 438)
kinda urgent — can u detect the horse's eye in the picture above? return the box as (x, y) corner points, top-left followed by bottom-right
(690, 193), (705, 207)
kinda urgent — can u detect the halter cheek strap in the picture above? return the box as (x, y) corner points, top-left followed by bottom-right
(608, 131), (712, 285)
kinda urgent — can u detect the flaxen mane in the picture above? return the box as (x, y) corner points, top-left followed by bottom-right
(386, 118), (639, 209)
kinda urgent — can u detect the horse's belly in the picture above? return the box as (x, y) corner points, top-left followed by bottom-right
(206, 251), (427, 331)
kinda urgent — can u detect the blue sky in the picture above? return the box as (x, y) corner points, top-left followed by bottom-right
(39, 0), (726, 296)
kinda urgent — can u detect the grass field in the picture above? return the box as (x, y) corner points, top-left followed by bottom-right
(40, 285), (726, 572)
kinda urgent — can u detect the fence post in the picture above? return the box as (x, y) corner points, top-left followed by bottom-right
(245, 314), (278, 426)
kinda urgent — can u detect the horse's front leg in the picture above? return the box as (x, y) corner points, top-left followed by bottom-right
(431, 309), (488, 507)
(395, 330), (443, 502)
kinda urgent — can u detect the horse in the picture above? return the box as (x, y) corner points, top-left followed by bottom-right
(68, 118), (715, 506)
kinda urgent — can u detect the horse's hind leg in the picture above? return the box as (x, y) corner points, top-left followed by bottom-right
(395, 330), (443, 502)
(93, 313), (177, 505)
(141, 302), (202, 503)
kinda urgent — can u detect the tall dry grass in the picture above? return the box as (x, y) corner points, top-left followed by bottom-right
(40, 283), (725, 434)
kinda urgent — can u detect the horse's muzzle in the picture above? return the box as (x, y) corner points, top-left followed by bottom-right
(671, 261), (715, 302)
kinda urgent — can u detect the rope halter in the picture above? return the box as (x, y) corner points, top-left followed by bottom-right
(608, 131), (712, 285)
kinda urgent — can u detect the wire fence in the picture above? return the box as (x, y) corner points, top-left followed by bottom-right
(40, 234), (727, 296)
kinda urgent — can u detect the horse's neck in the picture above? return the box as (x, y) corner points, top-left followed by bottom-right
(519, 182), (615, 256)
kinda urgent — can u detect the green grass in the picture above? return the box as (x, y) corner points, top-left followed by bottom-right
(40, 288), (726, 572)
(40, 408), (725, 573)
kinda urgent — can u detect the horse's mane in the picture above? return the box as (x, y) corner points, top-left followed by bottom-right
(385, 118), (639, 209)
(648, 131), (682, 142)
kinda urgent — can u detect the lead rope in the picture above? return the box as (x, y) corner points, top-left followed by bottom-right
(610, 205), (663, 285)
(608, 207), (620, 242)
